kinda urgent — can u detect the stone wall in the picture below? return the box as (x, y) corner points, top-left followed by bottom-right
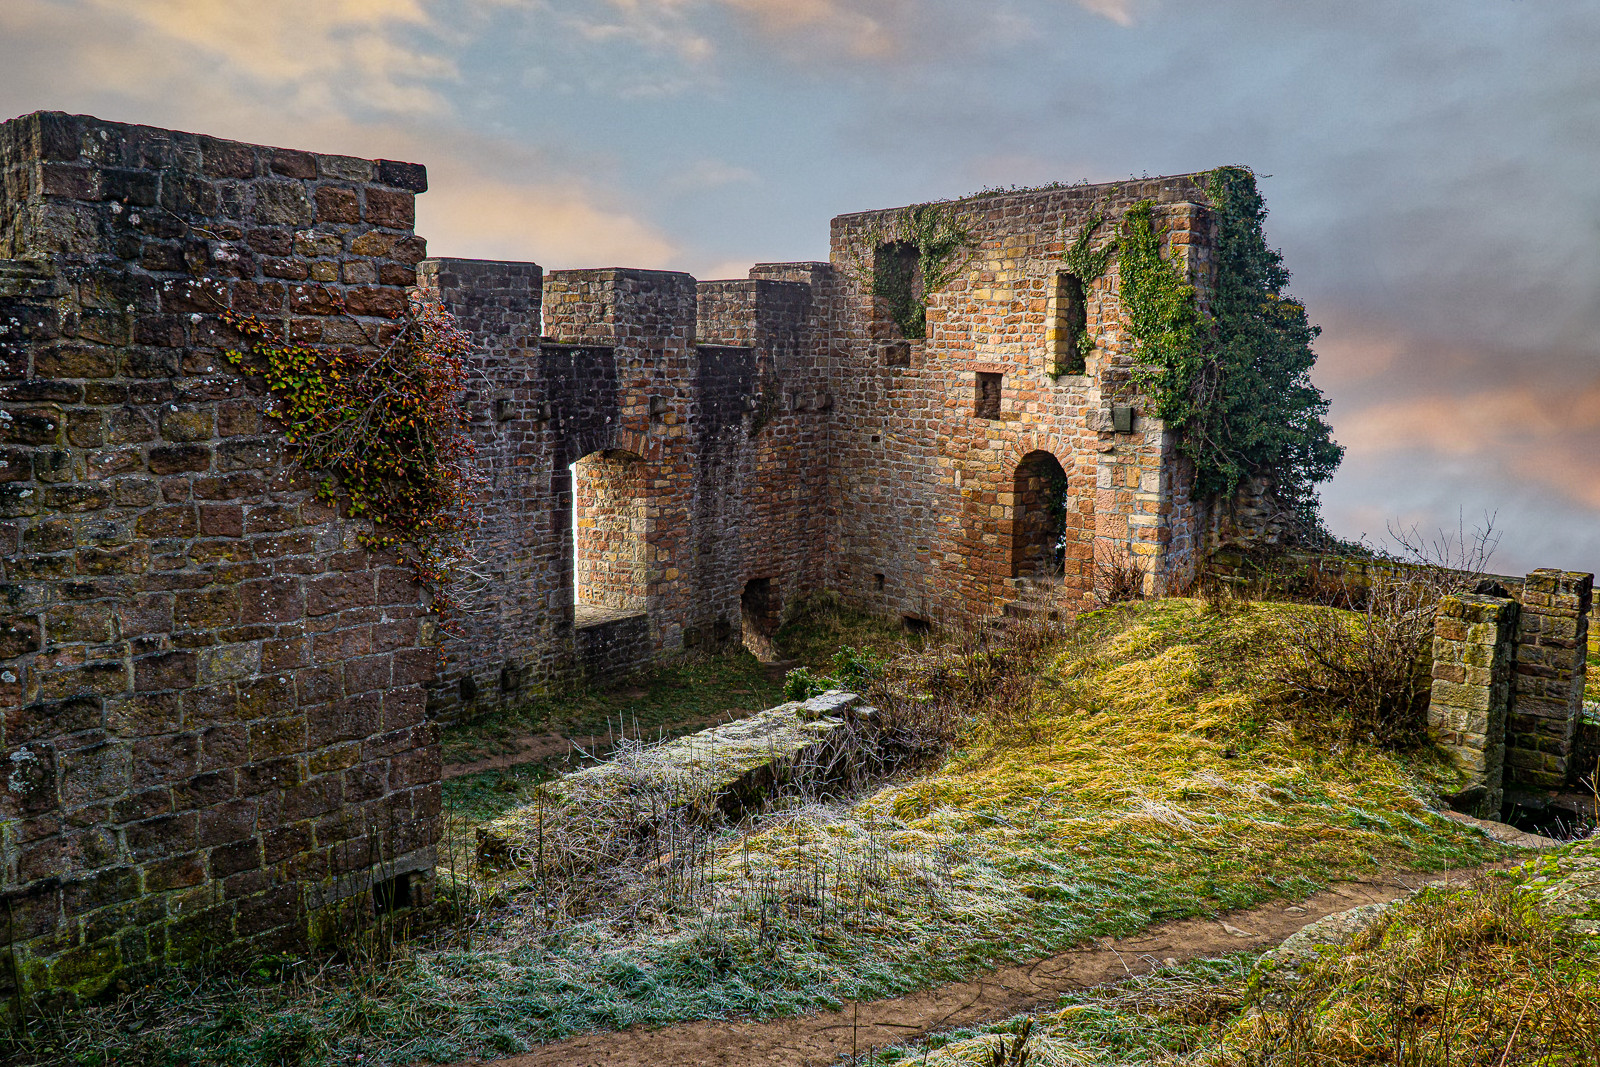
(419, 264), (832, 721)
(0, 113), (440, 1011)
(823, 184), (1215, 622)
(1508, 569), (1592, 789)
(1429, 592), (1518, 817)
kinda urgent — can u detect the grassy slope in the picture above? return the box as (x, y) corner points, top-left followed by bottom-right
(7, 599), (1511, 1066)
(875, 842), (1600, 1066)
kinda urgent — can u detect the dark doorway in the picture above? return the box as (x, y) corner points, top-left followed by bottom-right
(1011, 451), (1069, 580)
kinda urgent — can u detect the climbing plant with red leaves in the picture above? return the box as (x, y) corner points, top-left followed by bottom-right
(222, 294), (487, 623)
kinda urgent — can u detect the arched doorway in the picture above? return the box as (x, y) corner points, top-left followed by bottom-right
(1010, 450), (1069, 581)
(571, 449), (647, 614)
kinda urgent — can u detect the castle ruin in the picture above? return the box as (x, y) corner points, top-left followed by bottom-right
(0, 113), (1590, 1011)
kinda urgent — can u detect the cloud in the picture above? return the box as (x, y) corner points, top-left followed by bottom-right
(1073, 0), (1137, 26)
(2, 0), (469, 120)
(419, 166), (678, 269)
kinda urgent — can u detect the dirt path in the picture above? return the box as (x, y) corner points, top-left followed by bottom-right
(455, 863), (1501, 1067)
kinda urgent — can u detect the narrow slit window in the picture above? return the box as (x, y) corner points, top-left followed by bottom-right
(976, 372), (1002, 420)
(1051, 271), (1088, 375)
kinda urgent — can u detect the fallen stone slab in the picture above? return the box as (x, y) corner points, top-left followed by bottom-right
(477, 691), (874, 868)
(1437, 809), (1563, 850)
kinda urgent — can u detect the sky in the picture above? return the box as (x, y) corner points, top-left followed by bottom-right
(2, 0), (1597, 575)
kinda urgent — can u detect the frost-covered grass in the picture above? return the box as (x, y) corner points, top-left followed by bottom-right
(6, 599), (1510, 1066)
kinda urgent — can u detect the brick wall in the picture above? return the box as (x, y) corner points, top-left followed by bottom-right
(420, 264), (832, 721)
(0, 112), (439, 1011)
(824, 182), (1214, 621)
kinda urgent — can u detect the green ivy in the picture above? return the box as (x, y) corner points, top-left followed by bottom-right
(867, 203), (973, 340)
(1119, 168), (1343, 526)
(1056, 209), (1117, 374)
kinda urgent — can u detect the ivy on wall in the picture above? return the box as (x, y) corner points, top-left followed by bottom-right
(223, 295), (487, 619)
(1119, 167), (1343, 526)
(1055, 209), (1117, 375)
(862, 203), (974, 340)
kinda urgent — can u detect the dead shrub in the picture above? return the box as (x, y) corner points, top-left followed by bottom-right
(1094, 554), (1148, 607)
(1269, 519), (1499, 748)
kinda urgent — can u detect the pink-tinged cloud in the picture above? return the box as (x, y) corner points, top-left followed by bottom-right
(418, 168), (678, 270)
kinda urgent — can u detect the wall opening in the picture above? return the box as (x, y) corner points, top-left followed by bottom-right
(572, 449), (648, 623)
(902, 615), (932, 635)
(1050, 270), (1088, 375)
(975, 372), (1002, 420)
(873, 240), (924, 340)
(741, 577), (779, 661)
(1011, 450), (1069, 580)
(372, 872), (413, 915)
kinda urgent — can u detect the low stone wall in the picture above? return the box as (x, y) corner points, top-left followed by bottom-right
(574, 608), (651, 683)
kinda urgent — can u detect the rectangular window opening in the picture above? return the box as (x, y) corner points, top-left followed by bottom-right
(902, 615), (932, 635)
(373, 872), (413, 916)
(874, 572), (886, 592)
(975, 372), (1002, 420)
(1051, 271), (1088, 376)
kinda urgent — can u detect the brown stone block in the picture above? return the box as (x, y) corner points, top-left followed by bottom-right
(247, 718), (304, 761)
(174, 588), (240, 630)
(262, 822), (312, 864)
(243, 503), (299, 533)
(233, 675), (292, 726)
(295, 666), (341, 706)
(281, 775), (341, 821)
(76, 541), (150, 576)
(45, 483), (111, 512)
(262, 256), (310, 281)
(211, 836), (262, 877)
(343, 285), (406, 318)
(198, 797), (258, 848)
(135, 506), (198, 540)
(0, 613), (42, 657)
(305, 573), (374, 616)
(36, 344), (116, 379)
(314, 185), (361, 223)
(125, 810), (199, 860)
(309, 742), (361, 775)
(147, 443), (212, 475)
(112, 478), (160, 507)
(240, 577), (303, 624)
(261, 637), (309, 672)
(36, 659), (127, 700)
(343, 654), (391, 694)
(132, 732), (201, 790)
(312, 625), (372, 661)
(197, 504), (244, 537)
(6, 693), (101, 746)
(106, 690), (179, 737)
(390, 647), (435, 687)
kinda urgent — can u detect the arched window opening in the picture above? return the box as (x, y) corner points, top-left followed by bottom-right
(1011, 451), (1069, 580)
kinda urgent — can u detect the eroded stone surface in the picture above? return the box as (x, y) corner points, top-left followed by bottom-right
(477, 691), (865, 866)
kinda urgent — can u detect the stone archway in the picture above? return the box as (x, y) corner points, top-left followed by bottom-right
(1010, 450), (1069, 581)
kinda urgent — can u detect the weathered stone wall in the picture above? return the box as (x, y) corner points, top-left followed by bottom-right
(0, 113), (439, 1011)
(1508, 569), (1592, 789)
(419, 264), (832, 720)
(824, 183), (1215, 621)
(1429, 592), (1518, 817)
